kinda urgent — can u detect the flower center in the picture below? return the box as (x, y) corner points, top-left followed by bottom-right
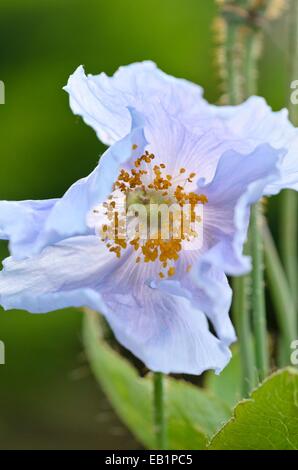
(98, 146), (208, 278)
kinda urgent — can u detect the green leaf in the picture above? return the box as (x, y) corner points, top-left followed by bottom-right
(83, 310), (231, 450)
(208, 368), (298, 450)
(166, 378), (231, 449)
(83, 310), (154, 448)
(204, 345), (242, 408)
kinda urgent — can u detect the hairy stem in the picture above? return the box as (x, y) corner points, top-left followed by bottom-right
(243, 17), (269, 381)
(263, 221), (297, 360)
(250, 206), (269, 380)
(232, 276), (256, 395)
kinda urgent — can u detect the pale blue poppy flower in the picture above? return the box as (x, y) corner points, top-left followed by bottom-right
(0, 63), (288, 375)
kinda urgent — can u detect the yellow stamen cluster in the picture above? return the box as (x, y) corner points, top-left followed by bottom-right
(100, 147), (208, 278)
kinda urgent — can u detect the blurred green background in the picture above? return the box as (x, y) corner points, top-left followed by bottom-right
(0, 0), (288, 449)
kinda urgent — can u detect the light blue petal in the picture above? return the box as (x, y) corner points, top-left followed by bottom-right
(189, 266), (235, 345)
(208, 96), (298, 194)
(156, 264), (235, 346)
(200, 143), (284, 275)
(0, 236), (119, 312)
(0, 199), (58, 249)
(0, 111), (146, 259)
(107, 291), (231, 375)
(64, 61), (206, 146)
(0, 236), (230, 375)
(136, 102), (240, 182)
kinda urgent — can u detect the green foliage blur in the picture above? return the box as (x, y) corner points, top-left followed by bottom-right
(0, 0), (288, 449)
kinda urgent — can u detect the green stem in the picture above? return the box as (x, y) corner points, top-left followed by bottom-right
(232, 276), (256, 396)
(225, 23), (242, 105)
(263, 220), (297, 361)
(250, 205), (269, 381)
(243, 23), (269, 381)
(153, 372), (167, 449)
(280, 190), (298, 310)
(280, 0), (298, 314)
(288, 0), (298, 125)
(243, 27), (259, 97)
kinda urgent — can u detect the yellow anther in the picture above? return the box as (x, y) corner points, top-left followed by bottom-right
(168, 267), (176, 277)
